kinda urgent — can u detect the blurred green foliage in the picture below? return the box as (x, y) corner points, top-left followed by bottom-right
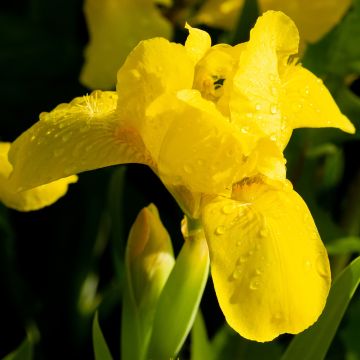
(1, 0), (360, 359)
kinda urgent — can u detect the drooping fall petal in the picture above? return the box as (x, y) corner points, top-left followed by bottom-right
(80, 0), (172, 89)
(201, 182), (331, 342)
(9, 91), (150, 190)
(0, 142), (77, 211)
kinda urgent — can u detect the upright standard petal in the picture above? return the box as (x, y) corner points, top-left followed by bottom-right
(116, 37), (194, 160)
(9, 91), (150, 190)
(184, 24), (212, 64)
(201, 182), (331, 342)
(280, 66), (355, 134)
(80, 0), (172, 89)
(229, 11), (299, 149)
(0, 142), (77, 211)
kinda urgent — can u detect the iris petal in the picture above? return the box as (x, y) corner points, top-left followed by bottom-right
(9, 91), (150, 190)
(201, 184), (331, 341)
(0, 142), (77, 211)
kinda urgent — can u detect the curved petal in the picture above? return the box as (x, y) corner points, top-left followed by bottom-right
(0, 142), (77, 211)
(156, 89), (255, 196)
(229, 11), (299, 149)
(185, 23), (212, 64)
(116, 37), (194, 159)
(201, 183), (331, 342)
(80, 0), (172, 89)
(259, 0), (352, 44)
(280, 66), (355, 133)
(9, 91), (150, 190)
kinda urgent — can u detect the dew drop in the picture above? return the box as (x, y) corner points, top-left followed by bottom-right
(236, 240), (242, 247)
(241, 127), (249, 134)
(259, 228), (268, 237)
(256, 114), (263, 120)
(239, 254), (248, 263)
(232, 267), (242, 280)
(249, 276), (261, 290)
(270, 104), (278, 114)
(62, 133), (72, 142)
(54, 148), (64, 157)
(46, 130), (52, 136)
(270, 135), (277, 142)
(222, 204), (236, 215)
(30, 135), (36, 142)
(183, 164), (192, 174)
(255, 103), (262, 111)
(270, 86), (277, 96)
(304, 259), (312, 270)
(215, 225), (225, 235)
(269, 74), (276, 82)
(255, 268), (262, 275)
(316, 254), (329, 278)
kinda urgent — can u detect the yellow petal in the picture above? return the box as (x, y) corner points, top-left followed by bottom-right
(80, 0), (172, 89)
(201, 183), (331, 342)
(9, 91), (150, 190)
(259, 0), (352, 44)
(229, 11), (299, 149)
(0, 142), (77, 211)
(280, 65), (355, 133)
(185, 23), (212, 64)
(156, 89), (254, 196)
(116, 37), (194, 160)
(192, 0), (244, 31)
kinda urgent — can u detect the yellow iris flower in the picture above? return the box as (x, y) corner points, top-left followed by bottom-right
(194, 0), (351, 46)
(0, 142), (77, 211)
(8, 11), (355, 341)
(80, 0), (172, 89)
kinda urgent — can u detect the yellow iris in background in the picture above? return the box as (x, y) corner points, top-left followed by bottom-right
(8, 11), (355, 341)
(80, 0), (172, 89)
(193, 0), (352, 47)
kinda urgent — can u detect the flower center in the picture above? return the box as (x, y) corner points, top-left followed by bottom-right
(193, 45), (235, 102)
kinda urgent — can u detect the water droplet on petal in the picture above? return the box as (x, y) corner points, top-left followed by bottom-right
(316, 254), (329, 278)
(222, 204), (236, 215)
(304, 259), (312, 270)
(259, 228), (268, 237)
(183, 164), (192, 174)
(270, 104), (278, 114)
(255, 268), (262, 275)
(232, 267), (242, 279)
(255, 103), (262, 111)
(54, 148), (64, 157)
(249, 276), (261, 290)
(215, 225), (225, 235)
(239, 254), (248, 263)
(30, 135), (36, 142)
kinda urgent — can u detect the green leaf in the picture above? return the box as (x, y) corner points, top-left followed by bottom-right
(326, 237), (360, 255)
(92, 312), (113, 360)
(147, 228), (210, 359)
(191, 311), (212, 360)
(281, 256), (360, 360)
(2, 338), (33, 360)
